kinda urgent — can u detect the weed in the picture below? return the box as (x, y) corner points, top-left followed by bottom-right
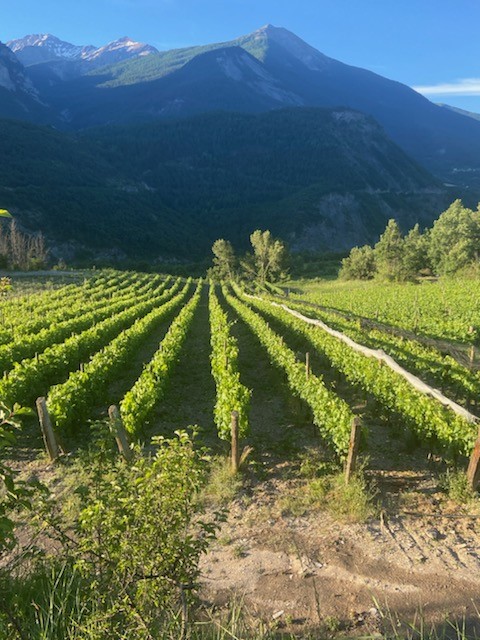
(323, 614), (341, 633)
(398, 490), (419, 510)
(203, 455), (243, 506)
(232, 543), (248, 559)
(439, 469), (479, 509)
(297, 447), (340, 479)
(217, 534), (233, 546)
(279, 468), (376, 523)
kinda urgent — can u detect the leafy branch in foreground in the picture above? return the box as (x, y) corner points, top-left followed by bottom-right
(17, 427), (222, 639)
(0, 403), (36, 558)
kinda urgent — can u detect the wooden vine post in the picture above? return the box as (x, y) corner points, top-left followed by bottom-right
(345, 417), (361, 484)
(305, 352), (310, 380)
(36, 397), (59, 462)
(231, 410), (240, 474)
(108, 405), (133, 462)
(467, 427), (480, 491)
(469, 345), (475, 371)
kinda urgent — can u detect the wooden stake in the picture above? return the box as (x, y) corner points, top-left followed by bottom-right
(108, 405), (133, 462)
(469, 345), (475, 370)
(231, 410), (240, 474)
(467, 427), (480, 491)
(345, 417), (361, 484)
(36, 397), (59, 462)
(305, 352), (310, 380)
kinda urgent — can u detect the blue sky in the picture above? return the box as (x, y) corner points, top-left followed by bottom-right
(2, 0), (480, 112)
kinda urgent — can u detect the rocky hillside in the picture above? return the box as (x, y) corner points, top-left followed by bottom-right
(0, 108), (449, 262)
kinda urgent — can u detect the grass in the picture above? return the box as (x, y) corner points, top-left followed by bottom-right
(439, 469), (480, 510)
(279, 468), (377, 523)
(371, 598), (480, 640)
(202, 455), (243, 507)
(2, 561), (479, 640)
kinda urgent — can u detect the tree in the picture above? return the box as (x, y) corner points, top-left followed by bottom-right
(209, 239), (236, 281)
(241, 229), (287, 285)
(402, 224), (430, 279)
(0, 219), (48, 271)
(241, 230), (287, 284)
(428, 199), (480, 275)
(339, 245), (376, 280)
(374, 219), (405, 281)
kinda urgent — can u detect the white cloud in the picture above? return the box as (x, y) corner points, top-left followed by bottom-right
(413, 78), (480, 96)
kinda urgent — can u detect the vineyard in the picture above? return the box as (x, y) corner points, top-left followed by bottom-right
(4, 271), (478, 461)
(3, 270), (480, 635)
(287, 278), (480, 345)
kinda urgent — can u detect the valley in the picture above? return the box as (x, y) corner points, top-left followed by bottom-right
(1, 8), (480, 638)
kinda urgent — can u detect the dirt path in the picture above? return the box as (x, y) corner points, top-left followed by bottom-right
(203, 499), (480, 634)
(226, 293), (317, 463)
(144, 287), (219, 448)
(201, 459), (480, 638)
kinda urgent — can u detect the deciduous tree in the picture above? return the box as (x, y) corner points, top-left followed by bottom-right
(209, 238), (236, 281)
(339, 245), (376, 280)
(428, 199), (480, 275)
(242, 229), (287, 284)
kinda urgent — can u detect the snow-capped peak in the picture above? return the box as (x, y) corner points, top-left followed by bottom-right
(7, 34), (96, 64)
(6, 33), (158, 68)
(86, 36), (158, 65)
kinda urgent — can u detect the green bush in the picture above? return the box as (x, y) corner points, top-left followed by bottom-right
(1, 428), (222, 639)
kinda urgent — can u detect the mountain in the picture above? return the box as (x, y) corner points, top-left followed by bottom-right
(18, 24), (480, 184)
(37, 45), (305, 127)
(437, 103), (480, 122)
(0, 25), (476, 262)
(85, 36), (158, 67)
(7, 33), (158, 83)
(0, 42), (35, 93)
(236, 26), (480, 179)
(0, 107), (449, 262)
(7, 34), (96, 65)
(0, 42), (52, 122)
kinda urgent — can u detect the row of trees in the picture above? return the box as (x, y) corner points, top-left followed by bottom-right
(0, 219), (48, 271)
(340, 199), (480, 281)
(208, 230), (288, 284)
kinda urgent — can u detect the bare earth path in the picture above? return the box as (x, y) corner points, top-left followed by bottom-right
(201, 467), (480, 636)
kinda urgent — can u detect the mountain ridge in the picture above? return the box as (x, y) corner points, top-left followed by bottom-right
(4, 24), (479, 185)
(0, 25), (476, 262)
(7, 33), (158, 71)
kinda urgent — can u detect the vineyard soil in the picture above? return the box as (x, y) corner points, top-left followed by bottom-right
(2, 272), (480, 637)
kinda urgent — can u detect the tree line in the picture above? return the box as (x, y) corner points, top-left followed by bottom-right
(208, 229), (287, 285)
(340, 199), (480, 281)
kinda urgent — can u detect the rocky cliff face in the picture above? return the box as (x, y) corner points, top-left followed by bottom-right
(0, 42), (38, 95)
